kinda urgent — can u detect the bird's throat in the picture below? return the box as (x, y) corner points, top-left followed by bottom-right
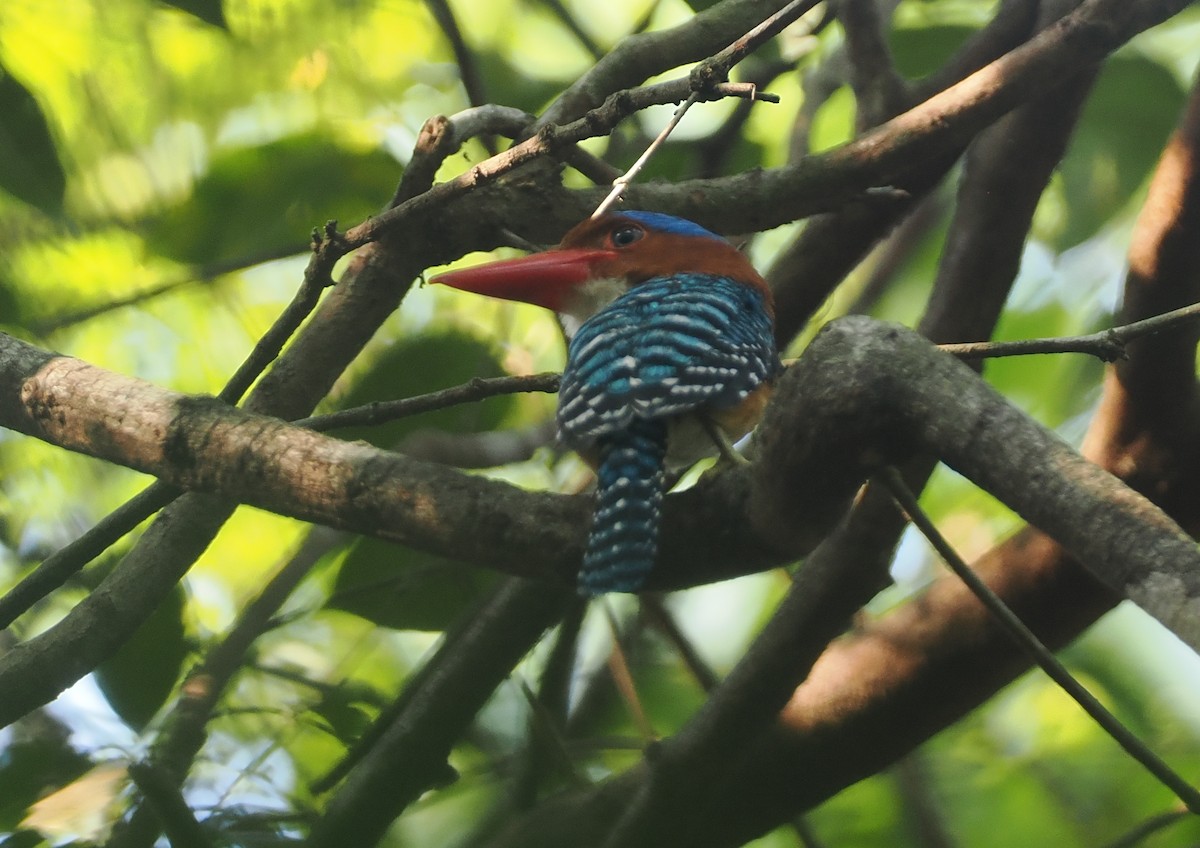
(559, 276), (629, 338)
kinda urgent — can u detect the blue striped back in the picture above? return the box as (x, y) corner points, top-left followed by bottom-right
(558, 274), (778, 447)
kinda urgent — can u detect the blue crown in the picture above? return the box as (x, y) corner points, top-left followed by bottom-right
(620, 211), (724, 242)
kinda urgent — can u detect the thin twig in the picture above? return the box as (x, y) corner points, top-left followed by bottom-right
(939, 302), (1200, 362)
(0, 264), (334, 632)
(838, 0), (909, 125)
(343, 78), (775, 252)
(306, 580), (571, 848)
(698, 0), (827, 85)
(593, 91), (704, 218)
(0, 483), (179, 632)
(220, 227), (336, 405)
(297, 372), (561, 431)
(510, 600), (587, 808)
(639, 596), (720, 692)
(603, 599), (656, 744)
(515, 678), (584, 787)
(126, 762), (215, 848)
(594, 0), (817, 216)
(877, 466), (1200, 815)
(536, 0), (606, 60)
(425, 0), (490, 112)
(894, 752), (959, 848)
(1099, 808), (1191, 848)
(27, 244), (304, 335)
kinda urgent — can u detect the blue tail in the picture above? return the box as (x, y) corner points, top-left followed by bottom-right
(578, 418), (668, 596)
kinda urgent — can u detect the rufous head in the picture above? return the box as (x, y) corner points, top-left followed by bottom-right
(430, 211), (769, 329)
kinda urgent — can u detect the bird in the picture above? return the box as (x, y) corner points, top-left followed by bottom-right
(431, 211), (781, 595)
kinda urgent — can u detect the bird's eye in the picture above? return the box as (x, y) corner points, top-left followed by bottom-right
(611, 226), (644, 248)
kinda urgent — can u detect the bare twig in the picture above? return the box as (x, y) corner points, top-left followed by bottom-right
(838, 0), (909, 126)
(536, 0), (605, 59)
(1099, 808), (1192, 848)
(593, 0), (816, 216)
(426, 0), (490, 115)
(509, 600), (587, 809)
(222, 230), (336, 405)
(342, 78), (770, 253)
(640, 596), (720, 693)
(298, 372), (561, 431)
(939, 301), (1200, 362)
(694, 0), (826, 86)
(536, 0), (799, 131)
(0, 483), (178, 632)
(878, 466), (1200, 815)
(919, 0), (1096, 348)
(592, 91), (705, 218)
(27, 244), (305, 335)
(126, 762), (214, 848)
(603, 601), (656, 743)
(306, 579), (571, 848)
(893, 753), (959, 848)
(847, 192), (945, 316)
(396, 420), (557, 469)
(0, 261), (334, 633)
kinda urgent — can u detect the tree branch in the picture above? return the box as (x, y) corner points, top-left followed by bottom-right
(879, 465), (1200, 812)
(838, 0), (908, 126)
(919, 0), (1097, 345)
(482, 63), (1200, 848)
(307, 578), (571, 848)
(768, 0), (1040, 344)
(3, 309), (1198, 665)
(0, 227), (431, 733)
(940, 302), (1200, 361)
(348, 0), (1191, 265)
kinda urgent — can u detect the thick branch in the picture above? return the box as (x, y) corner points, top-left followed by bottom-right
(486, 65), (1200, 848)
(3, 311), (1198, 660)
(308, 578), (570, 848)
(360, 0), (1191, 257)
(767, 0), (1039, 344)
(0, 232), (429, 731)
(753, 318), (1200, 642)
(919, 0), (1097, 344)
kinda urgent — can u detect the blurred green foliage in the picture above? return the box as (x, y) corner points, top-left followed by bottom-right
(0, 0), (1198, 846)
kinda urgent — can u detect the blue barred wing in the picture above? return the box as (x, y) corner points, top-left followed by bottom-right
(557, 274), (778, 449)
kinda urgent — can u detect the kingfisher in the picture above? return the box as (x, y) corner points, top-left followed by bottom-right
(431, 211), (780, 595)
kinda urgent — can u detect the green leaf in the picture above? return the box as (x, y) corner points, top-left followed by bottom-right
(94, 586), (189, 731)
(158, 0), (228, 29)
(1039, 55), (1186, 249)
(889, 25), (975, 80)
(0, 271), (22, 331)
(809, 85), (856, 153)
(986, 301), (1106, 427)
(309, 687), (377, 742)
(0, 738), (90, 832)
(143, 133), (400, 266)
(476, 50), (571, 115)
(0, 65), (66, 216)
(332, 330), (514, 448)
(328, 536), (498, 632)
(0, 832), (47, 848)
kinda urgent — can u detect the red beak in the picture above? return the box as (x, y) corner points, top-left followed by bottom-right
(430, 248), (615, 312)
